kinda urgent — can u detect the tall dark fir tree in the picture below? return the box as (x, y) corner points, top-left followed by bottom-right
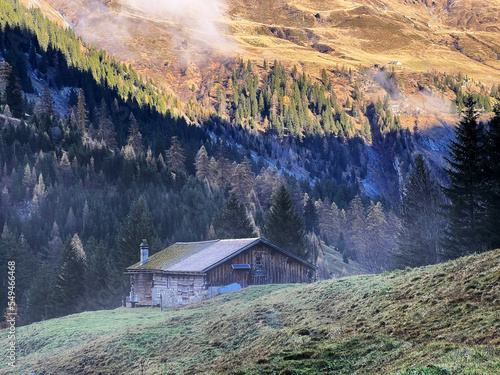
(483, 105), (500, 250)
(395, 154), (444, 268)
(115, 197), (161, 275)
(442, 98), (487, 259)
(264, 185), (307, 259)
(212, 194), (256, 239)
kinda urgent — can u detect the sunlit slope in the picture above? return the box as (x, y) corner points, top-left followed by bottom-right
(1, 249), (499, 374)
(28, 0), (500, 89)
(228, 0), (500, 81)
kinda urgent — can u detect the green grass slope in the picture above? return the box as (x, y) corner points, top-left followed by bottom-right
(1, 250), (500, 374)
(320, 242), (368, 278)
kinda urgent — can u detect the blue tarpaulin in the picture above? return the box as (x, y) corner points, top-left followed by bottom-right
(219, 283), (242, 294)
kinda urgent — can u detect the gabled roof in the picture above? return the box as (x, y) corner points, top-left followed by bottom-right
(126, 238), (316, 273)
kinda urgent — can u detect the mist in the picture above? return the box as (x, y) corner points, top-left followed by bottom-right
(121, 0), (236, 64)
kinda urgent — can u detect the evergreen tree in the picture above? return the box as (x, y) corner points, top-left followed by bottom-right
(127, 113), (143, 155)
(27, 265), (56, 322)
(54, 234), (86, 316)
(5, 67), (23, 118)
(166, 136), (186, 175)
(395, 154), (444, 268)
(336, 232), (349, 264)
(76, 89), (88, 134)
(115, 197), (160, 274)
(84, 238), (121, 310)
(212, 194), (256, 239)
(442, 98), (487, 259)
(264, 185), (307, 258)
(230, 157), (254, 204)
(304, 195), (319, 233)
(97, 99), (117, 149)
(364, 201), (389, 271)
(483, 105), (500, 249)
(35, 86), (55, 117)
(195, 145), (209, 181)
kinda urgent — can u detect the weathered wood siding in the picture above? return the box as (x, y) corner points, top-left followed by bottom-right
(130, 273), (153, 305)
(206, 243), (313, 286)
(151, 274), (205, 307)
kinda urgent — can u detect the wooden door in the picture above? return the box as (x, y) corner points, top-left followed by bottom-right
(252, 249), (269, 285)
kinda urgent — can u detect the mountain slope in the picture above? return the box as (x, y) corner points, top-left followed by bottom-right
(25, 0), (500, 92)
(2, 249), (499, 374)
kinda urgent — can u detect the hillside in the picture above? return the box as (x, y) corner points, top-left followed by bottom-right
(2, 249), (499, 374)
(25, 0), (500, 89)
(19, 0), (499, 204)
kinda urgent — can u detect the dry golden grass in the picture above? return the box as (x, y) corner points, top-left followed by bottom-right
(31, 0), (500, 95)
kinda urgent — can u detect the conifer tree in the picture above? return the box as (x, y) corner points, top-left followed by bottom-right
(44, 221), (64, 270)
(213, 194), (256, 239)
(396, 154), (444, 268)
(304, 195), (319, 233)
(84, 238), (121, 310)
(35, 86), (55, 117)
(336, 232), (349, 263)
(127, 113), (143, 155)
(54, 234), (86, 316)
(483, 105), (500, 249)
(264, 185), (307, 258)
(115, 197), (160, 274)
(230, 157), (254, 204)
(166, 136), (186, 175)
(442, 98), (487, 259)
(195, 145), (209, 181)
(76, 89), (88, 134)
(5, 67), (23, 118)
(97, 99), (117, 149)
(27, 265), (56, 322)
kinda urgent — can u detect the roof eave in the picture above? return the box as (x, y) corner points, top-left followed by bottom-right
(202, 238), (317, 272)
(260, 238), (318, 269)
(202, 238), (262, 272)
(125, 268), (205, 276)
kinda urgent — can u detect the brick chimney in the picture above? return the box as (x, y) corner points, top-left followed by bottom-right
(140, 239), (149, 264)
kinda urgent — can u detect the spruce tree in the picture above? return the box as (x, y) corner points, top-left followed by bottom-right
(195, 145), (209, 181)
(395, 154), (444, 268)
(230, 157), (255, 204)
(97, 99), (117, 149)
(166, 136), (186, 175)
(115, 197), (160, 273)
(84, 238), (121, 310)
(54, 234), (86, 316)
(304, 195), (319, 233)
(76, 89), (88, 134)
(336, 232), (349, 264)
(27, 265), (56, 322)
(212, 194), (256, 239)
(442, 98), (487, 259)
(35, 86), (55, 117)
(483, 105), (500, 249)
(127, 113), (143, 155)
(5, 67), (23, 118)
(264, 185), (307, 258)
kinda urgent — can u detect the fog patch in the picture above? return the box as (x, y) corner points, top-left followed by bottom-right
(373, 69), (401, 100)
(121, 0), (237, 65)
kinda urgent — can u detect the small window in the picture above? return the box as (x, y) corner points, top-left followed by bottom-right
(256, 256), (262, 266)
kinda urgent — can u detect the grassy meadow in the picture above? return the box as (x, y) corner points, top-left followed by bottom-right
(1, 249), (500, 374)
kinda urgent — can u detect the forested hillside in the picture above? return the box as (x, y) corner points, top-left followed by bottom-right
(0, 0), (499, 326)
(0, 0), (387, 325)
